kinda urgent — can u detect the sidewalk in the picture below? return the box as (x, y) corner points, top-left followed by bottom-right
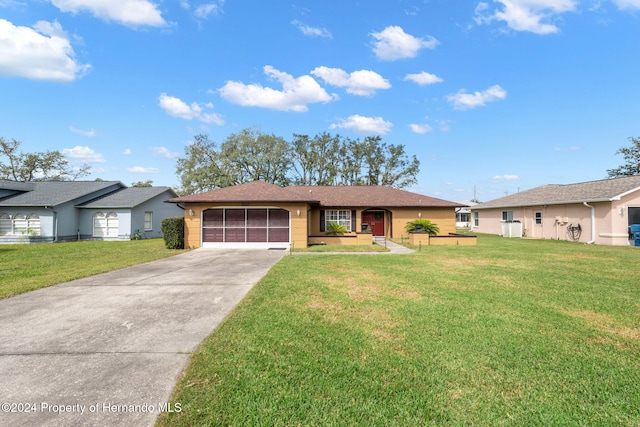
(292, 239), (414, 255)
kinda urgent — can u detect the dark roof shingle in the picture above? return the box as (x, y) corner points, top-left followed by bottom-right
(0, 181), (124, 207)
(169, 181), (465, 208)
(79, 187), (177, 208)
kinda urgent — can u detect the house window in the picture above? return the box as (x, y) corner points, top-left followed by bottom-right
(502, 211), (514, 222)
(325, 210), (351, 232)
(144, 211), (153, 231)
(27, 214), (40, 235)
(13, 213), (27, 235)
(535, 212), (542, 225)
(473, 211), (479, 227)
(0, 213), (10, 235)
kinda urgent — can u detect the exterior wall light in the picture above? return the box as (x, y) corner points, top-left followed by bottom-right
(189, 209), (194, 217)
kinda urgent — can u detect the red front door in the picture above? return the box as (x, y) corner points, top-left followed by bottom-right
(362, 211), (385, 236)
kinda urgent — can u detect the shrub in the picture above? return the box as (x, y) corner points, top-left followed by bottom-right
(161, 216), (185, 249)
(404, 219), (440, 236)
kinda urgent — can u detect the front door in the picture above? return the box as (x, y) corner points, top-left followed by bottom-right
(362, 211), (385, 236)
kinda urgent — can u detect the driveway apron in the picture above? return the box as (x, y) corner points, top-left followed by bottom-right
(0, 248), (286, 427)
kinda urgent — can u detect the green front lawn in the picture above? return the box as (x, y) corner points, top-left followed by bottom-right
(0, 239), (187, 300)
(159, 235), (640, 426)
(294, 244), (389, 252)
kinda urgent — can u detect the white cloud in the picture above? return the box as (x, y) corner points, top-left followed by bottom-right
(330, 115), (393, 135)
(0, 19), (90, 81)
(492, 174), (520, 181)
(291, 20), (332, 38)
(128, 166), (160, 173)
(194, 1), (224, 19)
(152, 146), (179, 158)
(474, 0), (576, 34)
(218, 65), (337, 112)
(404, 71), (443, 85)
(612, 0), (640, 9)
(69, 125), (97, 137)
(50, 0), (166, 27)
(447, 85), (507, 110)
(158, 93), (224, 125)
(370, 25), (438, 61)
(310, 66), (390, 96)
(62, 145), (105, 163)
(409, 124), (433, 134)
(123, 148), (132, 155)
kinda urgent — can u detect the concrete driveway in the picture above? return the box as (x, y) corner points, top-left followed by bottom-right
(0, 248), (286, 427)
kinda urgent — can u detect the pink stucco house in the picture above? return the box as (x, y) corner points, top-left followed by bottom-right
(471, 176), (640, 246)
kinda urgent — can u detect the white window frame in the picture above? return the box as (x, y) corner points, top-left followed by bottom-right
(325, 209), (351, 232)
(144, 211), (153, 231)
(535, 212), (542, 225)
(0, 213), (11, 235)
(473, 211), (479, 227)
(502, 211), (514, 222)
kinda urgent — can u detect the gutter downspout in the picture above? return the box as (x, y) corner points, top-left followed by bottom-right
(583, 202), (595, 244)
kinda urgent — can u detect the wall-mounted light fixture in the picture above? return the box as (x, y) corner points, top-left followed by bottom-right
(296, 209), (301, 217)
(189, 209), (194, 217)
(418, 212), (422, 218)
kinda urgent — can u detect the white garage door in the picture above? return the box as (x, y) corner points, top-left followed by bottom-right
(202, 208), (290, 249)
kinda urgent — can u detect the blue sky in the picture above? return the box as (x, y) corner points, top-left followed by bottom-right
(1, 0), (639, 202)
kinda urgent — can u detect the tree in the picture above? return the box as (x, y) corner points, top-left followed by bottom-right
(176, 129), (291, 194)
(607, 136), (640, 178)
(175, 129), (422, 193)
(175, 134), (236, 194)
(132, 180), (153, 187)
(290, 132), (341, 185)
(0, 137), (90, 181)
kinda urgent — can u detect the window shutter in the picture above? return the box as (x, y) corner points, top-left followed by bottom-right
(351, 210), (356, 232)
(320, 210), (325, 232)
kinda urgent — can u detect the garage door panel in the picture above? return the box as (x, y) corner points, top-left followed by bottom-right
(203, 228), (223, 242)
(202, 208), (289, 247)
(247, 228), (267, 242)
(225, 228), (245, 242)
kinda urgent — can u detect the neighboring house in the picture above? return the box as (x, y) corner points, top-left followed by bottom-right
(455, 201), (477, 228)
(167, 181), (466, 249)
(0, 180), (181, 243)
(471, 175), (640, 246)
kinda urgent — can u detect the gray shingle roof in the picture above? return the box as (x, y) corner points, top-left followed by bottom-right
(0, 181), (124, 207)
(79, 187), (177, 208)
(474, 175), (640, 209)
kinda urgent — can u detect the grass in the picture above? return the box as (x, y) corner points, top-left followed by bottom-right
(159, 234), (640, 426)
(0, 239), (187, 300)
(294, 244), (389, 252)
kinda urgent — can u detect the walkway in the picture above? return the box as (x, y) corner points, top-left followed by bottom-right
(292, 239), (414, 255)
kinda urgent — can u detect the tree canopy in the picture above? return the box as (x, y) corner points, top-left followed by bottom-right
(176, 129), (420, 194)
(0, 137), (90, 182)
(607, 136), (640, 178)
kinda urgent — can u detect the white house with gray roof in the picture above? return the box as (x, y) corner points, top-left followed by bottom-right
(0, 180), (182, 243)
(471, 175), (640, 246)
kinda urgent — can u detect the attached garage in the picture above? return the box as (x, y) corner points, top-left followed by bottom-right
(202, 207), (290, 249)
